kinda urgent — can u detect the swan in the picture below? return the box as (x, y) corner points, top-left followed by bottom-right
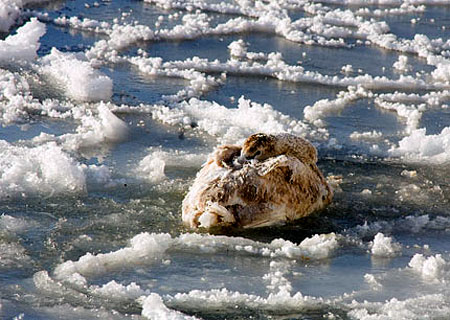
(182, 133), (333, 229)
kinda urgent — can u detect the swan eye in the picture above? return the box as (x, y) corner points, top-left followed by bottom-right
(253, 150), (262, 158)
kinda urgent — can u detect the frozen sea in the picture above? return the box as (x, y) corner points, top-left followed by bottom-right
(1, 0), (450, 319)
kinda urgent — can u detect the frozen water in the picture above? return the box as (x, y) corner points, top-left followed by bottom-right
(1, 0), (450, 319)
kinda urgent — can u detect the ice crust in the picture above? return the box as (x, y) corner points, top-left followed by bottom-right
(370, 232), (401, 257)
(0, 141), (86, 198)
(44, 232), (338, 318)
(39, 48), (113, 102)
(0, 140), (115, 199)
(0, 18), (46, 62)
(53, 232), (339, 279)
(151, 96), (313, 143)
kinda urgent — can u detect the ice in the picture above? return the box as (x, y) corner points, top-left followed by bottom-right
(59, 103), (128, 151)
(53, 232), (173, 279)
(39, 48), (113, 102)
(141, 293), (199, 320)
(53, 232), (339, 281)
(348, 294), (450, 320)
(151, 96), (312, 144)
(393, 55), (410, 73)
(0, 214), (34, 233)
(137, 152), (167, 182)
(0, 141), (86, 199)
(0, 69), (33, 124)
(408, 254), (449, 282)
(0, 241), (32, 269)
(350, 130), (383, 141)
(90, 281), (149, 301)
(0, 0), (21, 33)
(389, 127), (450, 163)
(370, 233), (401, 257)
(0, 18), (46, 62)
(304, 86), (371, 126)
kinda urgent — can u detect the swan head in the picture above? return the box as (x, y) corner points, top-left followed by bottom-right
(240, 133), (276, 162)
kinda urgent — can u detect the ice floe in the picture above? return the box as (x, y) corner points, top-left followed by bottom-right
(39, 48), (113, 102)
(389, 127), (450, 163)
(150, 96), (313, 143)
(0, 18), (45, 62)
(0, 140), (113, 199)
(370, 232), (402, 257)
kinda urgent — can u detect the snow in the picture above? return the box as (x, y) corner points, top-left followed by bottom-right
(0, 141), (87, 199)
(370, 232), (401, 257)
(408, 254), (449, 282)
(0, 18), (46, 62)
(389, 127), (450, 163)
(39, 48), (113, 102)
(141, 293), (199, 320)
(151, 96), (312, 144)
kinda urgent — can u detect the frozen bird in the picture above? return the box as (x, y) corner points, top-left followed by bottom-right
(182, 133), (333, 229)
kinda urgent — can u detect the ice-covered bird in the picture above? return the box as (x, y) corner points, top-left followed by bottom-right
(182, 133), (333, 229)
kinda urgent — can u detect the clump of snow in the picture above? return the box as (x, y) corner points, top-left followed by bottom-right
(370, 232), (401, 257)
(389, 127), (450, 163)
(0, 141), (87, 199)
(271, 233), (338, 260)
(0, 0), (21, 32)
(393, 55), (410, 72)
(228, 39), (248, 59)
(341, 64), (353, 74)
(60, 103), (128, 151)
(304, 86), (370, 126)
(137, 152), (167, 182)
(39, 48), (113, 101)
(347, 294), (450, 320)
(0, 18), (46, 62)
(53, 232), (173, 279)
(0, 69), (35, 124)
(91, 281), (148, 301)
(151, 96), (311, 144)
(136, 148), (208, 182)
(408, 254), (449, 282)
(350, 130), (382, 141)
(263, 260), (294, 297)
(141, 293), (199, 320)
(169, 287), (317, 315)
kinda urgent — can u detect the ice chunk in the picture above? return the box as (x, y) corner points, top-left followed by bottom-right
(60, 103), (128, 151)
(0, 18), (46, 62)
(152, 96), (311, 144)
(0, 141), (87, 199)
(137, 153), (167, 182)
(39, 48), (113, 101)
(393, 55), (410, 72)
(141, 293), (199, 320)
(370, 233), (401, 257)
(271, 233), (338, 260)
(53, 232), (173, 279)
(408, 254), (448, 282)
(389, 127), (450, 163)
(0, 1), (19, 32)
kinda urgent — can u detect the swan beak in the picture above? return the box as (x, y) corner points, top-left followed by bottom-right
(237, 154), (247, 164)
